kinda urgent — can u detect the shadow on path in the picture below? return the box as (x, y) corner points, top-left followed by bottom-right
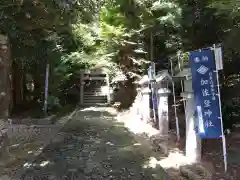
(18, 107), (169, 180)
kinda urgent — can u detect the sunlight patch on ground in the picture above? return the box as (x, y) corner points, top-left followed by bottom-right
(40, 160), (50, 167)
(133, 143), (141, 146)
(23, 162), (33, 168)
(158, 152), (193, 169)
(80, 106), (118, 114)
(143, 157), (159, 169)
(23, 160), (51, 169)
(117, 110), (195, 172)
(10, 144), (20, 148)
(80, 107), (108, 112)
(106, 141), (115, 146)
(116, 111), (159, 137)
(80, 107), (99, 112)
(27, 151), (33, 154)
(142, 153), (194, 170)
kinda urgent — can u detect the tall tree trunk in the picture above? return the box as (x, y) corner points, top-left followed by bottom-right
(22, 72), (27, 103)
(12, 60), (24, 113)
(192, 0), (202, 49)
(0, 34), (11, 161)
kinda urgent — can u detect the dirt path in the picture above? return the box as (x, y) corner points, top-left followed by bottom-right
(16, 107), (169, 180)
(0, 109), (77, 179)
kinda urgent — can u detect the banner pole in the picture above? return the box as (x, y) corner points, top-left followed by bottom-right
(177, 54), (186, 110)
(43, 63), (50, 116)
(213, 44), (227, 172)
(170, 59), (180, 142)
(152, 63), (157, 126)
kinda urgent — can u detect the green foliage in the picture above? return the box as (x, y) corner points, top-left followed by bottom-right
(47, 95), (62, 111)
(72, 23), (97, 49)
(1, 0), (240, 127)
(222, 100), (240, 129)
(61, 52), (96, 68)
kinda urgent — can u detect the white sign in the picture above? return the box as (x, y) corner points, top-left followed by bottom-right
(214, 47), (223, 70)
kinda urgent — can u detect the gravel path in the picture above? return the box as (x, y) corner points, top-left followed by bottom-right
(17, 107), (169, 180)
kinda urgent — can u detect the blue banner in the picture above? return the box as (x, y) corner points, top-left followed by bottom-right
(189, 48), (222, 139)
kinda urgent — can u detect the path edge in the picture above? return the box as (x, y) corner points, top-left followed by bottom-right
(12, 107), (79, 179)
